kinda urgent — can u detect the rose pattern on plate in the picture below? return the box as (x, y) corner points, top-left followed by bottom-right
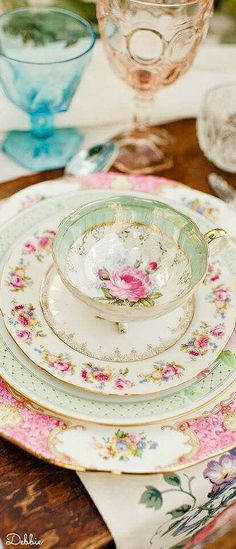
(6, 258), (32, 292)
(21, 194), (46, 210)
(22, 229), (56, 262)
(94, 429), (158, 461)
(9, 301), (45, 344)
(81, 362), (134, 391)
(35, 346), (75, 374)
(203, 262), (222, 285)
(139, 361), (184, 384)
(206, 285), (232, 319)
(97, 260), (162, 307)
(141, 451), (236, 549)
(181, 321), (225, 360)
(181, 197), (219, 222)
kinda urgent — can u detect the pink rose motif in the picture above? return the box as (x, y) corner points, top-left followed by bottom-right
(23, 242), (36, 254)
(105, 265), (152, 302)
(207, 265), (214, 273)
(214, 287), (228, 302)
(93, 371), (110, 382)
(13, 304), (24, 311)
(211, 274), (220, 282)
(53, 360), (72, 372)
(189, 349), (200, 357)
(162, 364), (180, 379)
(114, 377), (132, 389)
(98, 268), (110, 280)
(81, 369), (89, 379)
(197, 369), (210, 379)
(16, 329), (32, 343)
(18, 314), (30, 326)
(196, 336), (209, 348)
(9, 275), (24, 289)
(210, 325), (224, 337)
(39, 236), (50, 248)
(147, 261), (159, 272)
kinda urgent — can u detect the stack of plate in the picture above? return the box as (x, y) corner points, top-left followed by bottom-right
(0, 175), (235, 474)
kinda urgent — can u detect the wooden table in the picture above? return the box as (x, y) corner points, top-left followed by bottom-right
(0, 119), (236, 549)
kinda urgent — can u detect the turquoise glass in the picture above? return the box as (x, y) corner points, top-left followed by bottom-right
(53, 196), (210, 323)
(0, 8), (96, 170)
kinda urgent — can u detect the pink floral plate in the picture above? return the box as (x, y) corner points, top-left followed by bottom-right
(0, 192), (235, 397)
(0, 377), (236, 473)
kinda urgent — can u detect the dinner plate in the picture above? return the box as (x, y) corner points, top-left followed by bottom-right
(1, 314), (236, 426)
(1, 190), (235, 398)
(0, 190), (235, 421)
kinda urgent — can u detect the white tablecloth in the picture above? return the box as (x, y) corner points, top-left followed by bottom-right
(0, 42), (235, 183)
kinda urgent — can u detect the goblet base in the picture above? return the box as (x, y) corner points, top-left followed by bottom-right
(2, 128), (83, 171)
(113, 128), (174, 174)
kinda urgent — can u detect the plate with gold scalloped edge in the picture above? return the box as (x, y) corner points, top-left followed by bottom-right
(0, 190), (236, 398)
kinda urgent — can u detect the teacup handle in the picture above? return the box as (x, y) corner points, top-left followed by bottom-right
(204, 228), (227, 244)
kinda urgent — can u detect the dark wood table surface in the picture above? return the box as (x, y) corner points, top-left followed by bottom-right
(0, 119), (236, 549)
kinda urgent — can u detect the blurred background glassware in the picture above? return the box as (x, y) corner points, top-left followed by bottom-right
(0, 7), (96, 170)
(97, 0), (213, 174)
(197, 82), (236, 173)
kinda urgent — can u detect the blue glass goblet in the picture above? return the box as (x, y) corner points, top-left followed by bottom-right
(0, 8), (96, 170)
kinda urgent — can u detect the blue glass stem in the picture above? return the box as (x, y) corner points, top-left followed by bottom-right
(30, 113), (54, 139)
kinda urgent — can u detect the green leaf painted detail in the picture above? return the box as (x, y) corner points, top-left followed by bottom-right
(139, 486), (163, 510)
(218, 350), (235, 367)
(167, 504), (191, 518)
(163, 473), (181, 487)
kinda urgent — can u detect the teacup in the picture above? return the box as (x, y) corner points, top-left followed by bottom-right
(53, 196), (226, 327)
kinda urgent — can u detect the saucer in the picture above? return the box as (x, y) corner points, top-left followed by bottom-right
(0, 190), (235, 398)
(41, 265), (194, 362)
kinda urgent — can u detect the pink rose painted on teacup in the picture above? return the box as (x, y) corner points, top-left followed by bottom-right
(97, 258), (162, 306)
(16, 329), (32, 344)
(105, 266), (152, 302)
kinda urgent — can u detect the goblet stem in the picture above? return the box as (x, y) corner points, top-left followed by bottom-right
(113, 90), (173, 174)
(30, 113), (54, 139)
(132, 92), (154, 135)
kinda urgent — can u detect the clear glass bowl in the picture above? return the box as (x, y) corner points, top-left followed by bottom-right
(53, 196), (223, 323)
(197, 82), (236, 173)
